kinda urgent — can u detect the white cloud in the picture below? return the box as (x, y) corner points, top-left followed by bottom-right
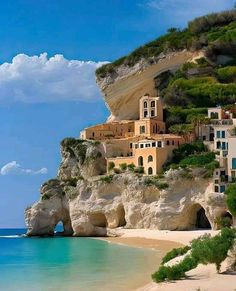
(0, 161), (48, 176)
(0, 53), (108, 104)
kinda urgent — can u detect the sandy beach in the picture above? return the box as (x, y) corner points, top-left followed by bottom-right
(103, 229), (236, 291)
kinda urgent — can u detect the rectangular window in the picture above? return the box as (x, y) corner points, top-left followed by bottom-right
(166, 140), (170, 146)
(215, 179), (219, 184)
(140, 144), (144, 148)
(145, 144), (150, 148)
(158, 141), (162, 147)
(222, 142), (226, 150)
(130, 143), (133, 149)
(216, 131), (221, 138)
(221, 131), (225, 138)
(135, 144), (138, 149)
(152, 142), (156, 147)
(140, 126), (145, 134)
(216, 141), (221, 149)
(214, 185), (219, 192)
(220, 185), (226, 193)
(232, 158), (236, 169)
(172, 140), (175, 145)
(151, 110), (155, 117)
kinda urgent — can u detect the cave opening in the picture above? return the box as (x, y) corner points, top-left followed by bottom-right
(118, 205), (126, 227)
(196, 207), (211, 229)
(222, 212), (233, 226)
(89, 213), (108, 227)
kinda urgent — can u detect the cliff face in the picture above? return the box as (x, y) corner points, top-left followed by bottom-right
(96, 50), (204, 121)
(25, 139), (228, 236)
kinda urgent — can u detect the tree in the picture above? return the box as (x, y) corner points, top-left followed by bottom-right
(225, 183), (236, 217)
(186, 114), (210, 139)
(169, 123), (194, 142)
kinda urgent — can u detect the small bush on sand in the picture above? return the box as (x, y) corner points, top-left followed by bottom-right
(161, 246), (191, 264)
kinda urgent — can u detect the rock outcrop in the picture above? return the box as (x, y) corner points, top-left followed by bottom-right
(25, 139), (229, 237)
(96, 50), (204, 121)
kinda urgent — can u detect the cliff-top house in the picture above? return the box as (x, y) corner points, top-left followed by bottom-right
(80, 94), (184, 175)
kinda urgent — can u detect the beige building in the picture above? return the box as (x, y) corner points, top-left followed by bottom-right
(80, 121), (134, 140)
(134, 95), (165, 136)
(80, 94), (184, 175)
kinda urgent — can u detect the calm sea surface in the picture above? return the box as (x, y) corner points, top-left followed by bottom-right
(0, 229), (161, 291)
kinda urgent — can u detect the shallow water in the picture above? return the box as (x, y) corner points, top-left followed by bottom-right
(0, 229), (162, 291)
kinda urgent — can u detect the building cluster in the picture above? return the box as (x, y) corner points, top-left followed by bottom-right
(80, 95), (184, 175)
(80, 94), (236, 195)
(198, 106), (236, 194)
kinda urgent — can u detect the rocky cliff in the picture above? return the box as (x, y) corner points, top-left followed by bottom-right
(25, 139), (228, 236)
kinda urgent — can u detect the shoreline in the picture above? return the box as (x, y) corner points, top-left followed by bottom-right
(100, 229), (236, 291)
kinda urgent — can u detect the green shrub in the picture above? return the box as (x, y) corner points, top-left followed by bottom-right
(215, 216), (232, 229)
(119, 163), (127, 171)
(100, 175), (114, 184)
(191, 228), (236, 272)
(179, 152), (215, 168)
(152, 255), (198, 282)
(134, 166), (144, 174)
(161, 246), (191, 264)
(108, 161), (115, 172)
(157, 182), (169, 190)
(225, 183), (236, 216)
(127, 163), (135, 172)
(216, 66), (236, 83)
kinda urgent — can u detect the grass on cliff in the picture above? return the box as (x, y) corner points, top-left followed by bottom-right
(164, 141), (218, 176)
(96, 9), (236, 78)
(152, 228), (236, 283)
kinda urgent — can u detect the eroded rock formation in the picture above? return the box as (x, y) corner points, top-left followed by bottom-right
(96, 50), (204, 121)
(25, 139), (229, 237)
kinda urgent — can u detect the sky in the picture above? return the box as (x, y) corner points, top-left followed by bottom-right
(0, 0), (234, 228)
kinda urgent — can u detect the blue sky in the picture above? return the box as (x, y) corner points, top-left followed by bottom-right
(0, 0), (234, 228)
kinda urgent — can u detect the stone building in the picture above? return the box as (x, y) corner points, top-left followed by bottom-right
(80, 94), (183, 175)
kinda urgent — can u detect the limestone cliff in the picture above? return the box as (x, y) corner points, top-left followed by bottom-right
(96, 50), (204, 121)
(25, 139), (228, 237)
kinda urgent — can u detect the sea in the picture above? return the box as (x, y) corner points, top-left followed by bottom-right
(0, 228), (162, 291)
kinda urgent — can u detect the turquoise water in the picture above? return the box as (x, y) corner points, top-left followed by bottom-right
(0, 229), (161, 291)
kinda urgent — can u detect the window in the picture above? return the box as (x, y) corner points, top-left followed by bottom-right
(92, 132), (95, 137)
(130, 143), (133, 149)
(144, 101), (147, 108)
(158, 141), (162, 147)
(148, 167), (153, 175)
(211, 112), (219, 119)
(152, 142), (156, 147)
(138, 156), (143, 166)
(140, 126), (145, 134)
(220, 185), (226, 193)
(140, 144), (144, 148)
(135, 144), (138, 149)
(172, 140), (175, 145)
(151, 110), (155, 117)
(215, 179), (219, 184)
(222, 142), (226, 150)
(222, 131), (225, 138)
(214, 185), (219, 192)
(145, 143), (150, 148)
(148, 155), (153, 162)
(216, 131), (221, 138)
(144, 110), (148, 118)
(166, 140), (170, 146)
(232, 158), (236, 169)
(216, 141), (221, 149)
(151, 101), (155, 107)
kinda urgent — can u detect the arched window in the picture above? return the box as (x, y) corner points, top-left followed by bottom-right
(148, 155), (153, 162)
(138, 156), (143, 166)
(148, 167), (153, 175)
(151, 101), (155, 107)
(144, 101), (147, 108)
